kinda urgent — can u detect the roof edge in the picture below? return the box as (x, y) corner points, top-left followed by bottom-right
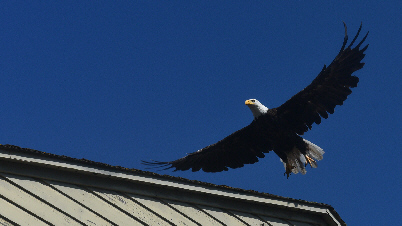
(0, 144), (345, 225)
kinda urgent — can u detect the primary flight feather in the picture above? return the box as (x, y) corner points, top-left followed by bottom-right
(142, 23), (369, 178)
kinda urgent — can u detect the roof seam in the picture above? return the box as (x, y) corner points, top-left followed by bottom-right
(0, 213), (18, 226)
(157, 197), (203, 226)
(39, 179), (118, 226)
(0, 176), (53, 225)
(117, 190), (177, 226)
(77, 185), (148, 226)
(221, 208), (252, 226)
(191, 204), (227, 226)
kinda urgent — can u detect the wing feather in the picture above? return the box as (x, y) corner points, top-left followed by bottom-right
(273, 23), (368, 135)
(142, 121), (273, 172)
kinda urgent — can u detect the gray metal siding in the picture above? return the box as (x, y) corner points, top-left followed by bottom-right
(0, 172), (325, 225)
(0, 146), (344, 226)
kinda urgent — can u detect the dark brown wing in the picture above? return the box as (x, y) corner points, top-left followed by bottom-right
(142, 119), (273, 172)
(273, 22), (369, 135)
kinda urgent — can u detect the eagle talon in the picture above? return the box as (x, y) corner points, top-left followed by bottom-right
(305, 155), (316, 167)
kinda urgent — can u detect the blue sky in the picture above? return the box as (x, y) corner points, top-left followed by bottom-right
(1, 1), (401, 225)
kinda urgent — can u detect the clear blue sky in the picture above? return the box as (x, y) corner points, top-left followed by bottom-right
(1, 1), (401, 225)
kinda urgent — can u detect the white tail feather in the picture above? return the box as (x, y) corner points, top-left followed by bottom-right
(280, 139), (324, 175)
(304, 139), (325, 162)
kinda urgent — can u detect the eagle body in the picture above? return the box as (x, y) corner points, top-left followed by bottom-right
(245, 100), (324, 176)
(142, 23), (368, 177)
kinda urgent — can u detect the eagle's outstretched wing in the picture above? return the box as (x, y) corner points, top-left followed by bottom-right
(273, 22), (368, 135)
(142, 119), (273, 172)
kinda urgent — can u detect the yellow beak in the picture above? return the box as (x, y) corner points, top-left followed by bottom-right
(245, 100), (254, 105)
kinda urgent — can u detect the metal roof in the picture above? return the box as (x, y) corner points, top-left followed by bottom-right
(0, 144), (345, 225)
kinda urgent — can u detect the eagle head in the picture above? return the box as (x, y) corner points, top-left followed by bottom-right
(245, 99), (269, 119)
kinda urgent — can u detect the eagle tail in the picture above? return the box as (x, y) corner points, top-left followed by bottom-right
(304, 139), (325, 163)
(281, 139), (324, 177)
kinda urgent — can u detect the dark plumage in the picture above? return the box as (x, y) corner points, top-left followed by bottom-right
(142, 23), (369, 177)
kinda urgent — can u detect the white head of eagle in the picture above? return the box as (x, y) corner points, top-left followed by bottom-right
(245, 99), (268, 119)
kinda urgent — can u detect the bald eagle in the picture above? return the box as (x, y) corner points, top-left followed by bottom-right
(142, 23), (368, 178)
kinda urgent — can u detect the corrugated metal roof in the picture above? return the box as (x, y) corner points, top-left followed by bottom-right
(0, 144), (345, 225)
